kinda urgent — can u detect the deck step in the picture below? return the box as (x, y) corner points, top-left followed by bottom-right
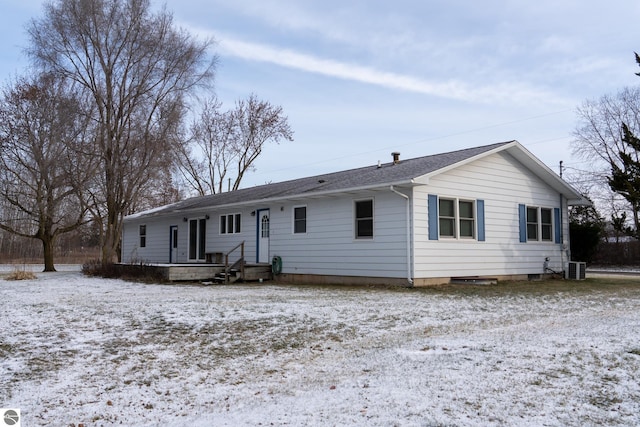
(212, 271), (240, 284)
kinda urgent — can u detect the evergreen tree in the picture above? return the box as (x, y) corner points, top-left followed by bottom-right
(605, 52), (640, 238)
(569, 202), (604, 263)
(608, 123), (640, 237)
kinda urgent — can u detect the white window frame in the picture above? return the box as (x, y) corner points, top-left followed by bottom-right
(438, 197), (476, 240)
(293, 205), (307, 234)
(526, 206), (553, 242)
(220, 213), (242, 235)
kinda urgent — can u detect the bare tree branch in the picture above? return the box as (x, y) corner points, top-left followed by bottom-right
(178, 93), (293, 195)
(27, 0), (216, 263)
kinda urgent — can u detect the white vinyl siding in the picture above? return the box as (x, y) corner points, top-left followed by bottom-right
(415, 150), (567, 278)
(269, 191), (407, 278)
(122, 208), (258, 264)
(122, 218), (182, 263)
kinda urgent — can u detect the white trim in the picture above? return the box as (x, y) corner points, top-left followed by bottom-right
(219, 212), (242, 235)
(525, 205), (554, 242)
(437, 196), (477, 240)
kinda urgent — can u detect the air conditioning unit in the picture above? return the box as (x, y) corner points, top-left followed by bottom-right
(566, 261), (586, 280)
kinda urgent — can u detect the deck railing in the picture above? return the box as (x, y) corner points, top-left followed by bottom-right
(224, 241), (245, 284)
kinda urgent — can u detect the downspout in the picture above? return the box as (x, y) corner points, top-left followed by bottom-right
(560, 193), (566, 274)
(390, 186), (413, 286)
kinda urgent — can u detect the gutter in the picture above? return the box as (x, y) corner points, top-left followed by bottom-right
(390, 185), (413, 286)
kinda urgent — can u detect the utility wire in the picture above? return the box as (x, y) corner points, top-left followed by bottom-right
(254, 108), (574, 177)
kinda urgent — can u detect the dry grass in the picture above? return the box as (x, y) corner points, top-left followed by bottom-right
(4, 268), (37, 281)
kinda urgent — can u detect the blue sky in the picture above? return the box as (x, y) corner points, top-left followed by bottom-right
(2, 0), (640, 188)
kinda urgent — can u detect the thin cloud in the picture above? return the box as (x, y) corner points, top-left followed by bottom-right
(216, 36), (569, 106)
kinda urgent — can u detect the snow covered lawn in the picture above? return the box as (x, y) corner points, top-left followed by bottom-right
(2, 268), (640, 426)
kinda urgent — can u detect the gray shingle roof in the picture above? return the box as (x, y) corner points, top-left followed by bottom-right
(129, 141), (512, 219)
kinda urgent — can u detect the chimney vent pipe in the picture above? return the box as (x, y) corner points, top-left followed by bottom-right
(392, 152), (401, 164)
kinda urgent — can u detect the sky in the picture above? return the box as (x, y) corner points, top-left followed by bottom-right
(2, 0), (640, 189)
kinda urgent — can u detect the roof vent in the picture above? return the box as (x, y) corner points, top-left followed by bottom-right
(392, 152), (401, 164)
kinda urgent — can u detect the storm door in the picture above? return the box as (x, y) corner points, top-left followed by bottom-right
(257, 210), (270, 263)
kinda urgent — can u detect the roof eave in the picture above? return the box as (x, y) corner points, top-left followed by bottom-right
(124, 179), (420, 221)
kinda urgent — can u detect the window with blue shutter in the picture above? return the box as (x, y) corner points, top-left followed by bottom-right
(519, 204), (562, 243)
(429, 195), (484, 241)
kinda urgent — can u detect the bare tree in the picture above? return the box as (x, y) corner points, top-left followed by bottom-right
(573, 87), (640, 168)
(572, 86), (640, 224)
(27, 0), (216, 263)
(177, 96), (234, 195)
(0, 74), (91, 271)
(179, 94), (293, 195)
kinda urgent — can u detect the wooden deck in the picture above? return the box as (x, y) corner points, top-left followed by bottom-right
(137, 263), (272, 282)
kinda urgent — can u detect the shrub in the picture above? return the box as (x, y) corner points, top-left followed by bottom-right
(82, 259), (166, 282)
(82, 259), (121, 278)
(5, 267), (37, 281)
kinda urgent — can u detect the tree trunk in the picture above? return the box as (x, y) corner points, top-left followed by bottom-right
(101, 206), (121, 265)
(101, 225), (119, 265)
(42, 236), (57, 272)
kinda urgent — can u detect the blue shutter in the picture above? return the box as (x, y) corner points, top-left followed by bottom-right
(554, 207), (561, 244)
(518, 204), (526, 243)
(477, 200), (485, 241)
(428, 194), (438, 240)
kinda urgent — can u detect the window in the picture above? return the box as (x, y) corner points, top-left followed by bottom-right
(521, 205), (554, 242)
(220, 213), (241, 234)
(459, 201), (475, 238)
(438, 198), (475, 239)
(541, 208), (552, 241)
(188, 218), (206, 261)
(139, 225), (146, 248)
(261, 214), (270, 238)
(429, 195), (485, 241)
(293, 206), (307, 234)
(438, 199), (455, 237)
(355, 199), (373, 239)
(526, 207), (538, 240)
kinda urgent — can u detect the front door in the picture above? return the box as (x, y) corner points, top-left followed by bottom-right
(169, 226), (178, 263)
(258, 210), (270, 263)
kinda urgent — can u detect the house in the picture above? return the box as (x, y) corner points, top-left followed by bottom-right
(121, 141), (588, 286)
